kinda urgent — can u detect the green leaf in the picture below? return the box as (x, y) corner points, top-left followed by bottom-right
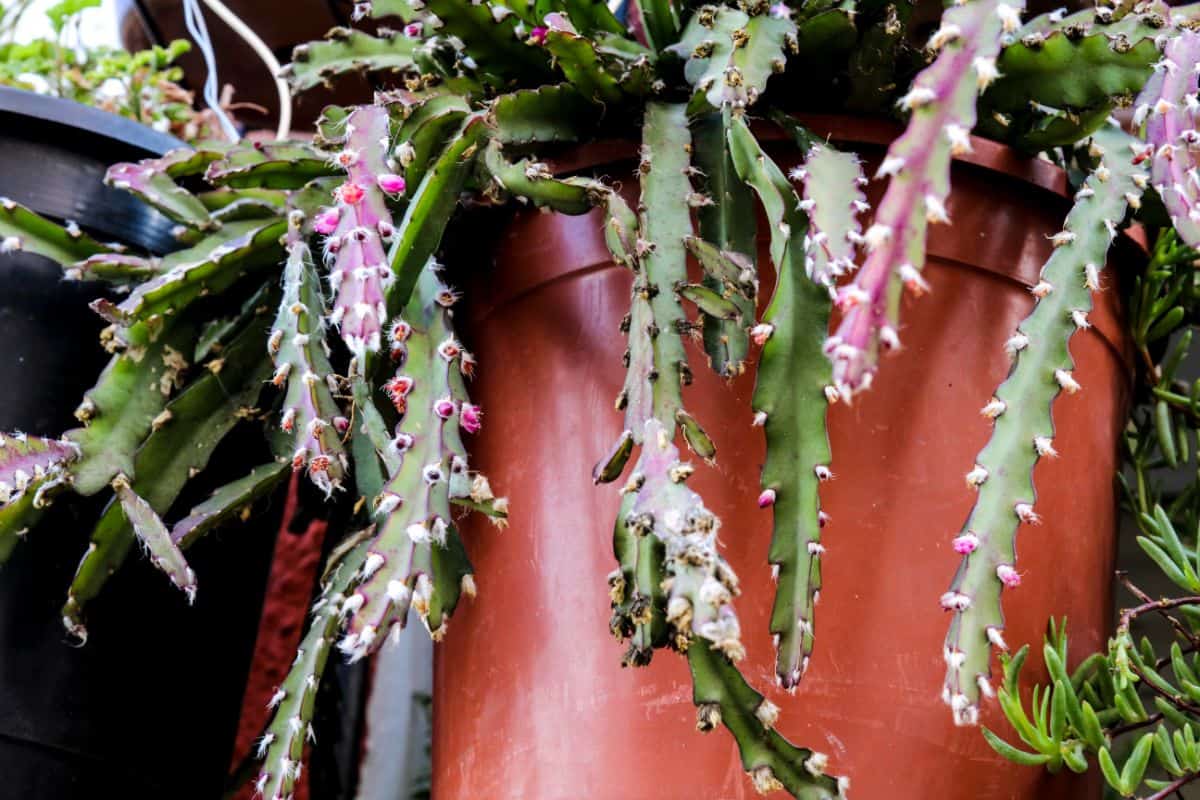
(982, 727), (1054, 767)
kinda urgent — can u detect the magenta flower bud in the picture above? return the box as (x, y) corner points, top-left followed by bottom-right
(404, 22), (422, 37)
(952, 533), (979, 554)
(377, 173), (407, 195)
(433, 397), (456, 419)
(460, 403), (482, 434)
(313, 208), (340, 235)
(758, 488), (777, 508)
(333, 416), (350, 434)
(529, 26), (548, 44)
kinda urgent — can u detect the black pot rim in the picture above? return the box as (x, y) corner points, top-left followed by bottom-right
(0, 86), (181, 159)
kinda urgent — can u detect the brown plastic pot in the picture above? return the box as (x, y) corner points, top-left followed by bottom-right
(435, 115), (1136, 799)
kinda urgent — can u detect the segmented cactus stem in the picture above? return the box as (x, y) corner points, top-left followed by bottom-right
(827, 0), (1024, 397)
(941, 122), (1147, 724)
(257, 534), (373, 800)
(324, 105), (401, 357)
(729, 125), (863, 689)
(339, 263), (480, 657)
(268, 231), (349, 497)
(1136, 28), (1200, 250)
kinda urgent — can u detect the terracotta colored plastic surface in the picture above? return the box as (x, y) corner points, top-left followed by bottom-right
(435, 118), (1132, 799)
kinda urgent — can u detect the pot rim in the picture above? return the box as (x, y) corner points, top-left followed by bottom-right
(0, 87), (181, 159)
(531, 112), (1140, 375)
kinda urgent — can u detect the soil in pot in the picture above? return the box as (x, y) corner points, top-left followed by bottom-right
(0, 89), (280, 800)
(433, 115), (1132, 799)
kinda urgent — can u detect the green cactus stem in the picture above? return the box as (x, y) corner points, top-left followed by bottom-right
(90, 218), (287, 327)
(542, 14), (624, 105)
(63, 299), (274, 639)
(112, 474), (198, 603)
(671, 4), (797, 112)
(170, 462), (289, 548)
(490, 84), (603, 145)
(285, 28), (418, 93)
(65, 317), (200, 496)
(105, 157), (216, 232)
(689, 642), (846, 799)
(800, 144), (867, 290)
(628, 418), (743, 659)
(1137, 28), (1200, 250)
(618, 101), (695, 442)
(828, 0), (1024, 398)
(385, 115), (487, 317)
(941, 123), (1147, 725)
(423, 0), (554, 83)
(726, 114), (846, 690)
(339, 264), (485, 656)
(987, 2), (1167, 113)
(690, 112), (758, 378)
(268, 235), (349, 497)
(0, 198), (118, 264)
(204, 142), (339, 190)
(393, 95), (470, 190)
(256, 531), (374, 800)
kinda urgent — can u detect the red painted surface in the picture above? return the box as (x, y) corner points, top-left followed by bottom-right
(231, 474), (328, 800)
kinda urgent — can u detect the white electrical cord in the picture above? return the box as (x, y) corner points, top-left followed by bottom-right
(180, 0), (294, 142)
(198, 0), (293, 141)
(181, 0), (240, 142)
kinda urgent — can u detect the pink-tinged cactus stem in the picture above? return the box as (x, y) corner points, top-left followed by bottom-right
(269, 236), (349, 497)
(1138, 29), (1200, 249)
(340, 265), (484, 659)
(828, 0), (1023, 398)
(327, 105), (399, 357)
(0, 433), (78, 504)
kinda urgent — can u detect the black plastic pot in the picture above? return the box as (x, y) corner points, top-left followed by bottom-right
(0, 88), (279, 799)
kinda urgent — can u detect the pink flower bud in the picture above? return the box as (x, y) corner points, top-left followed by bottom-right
(996, 564), (1021, 588)
(758, 488), (777, 508)
(404, 22), (422, 37)
(313, 208), (340, 235)
(529, 26), (548, 44)
(333, 416), (350, 434)
(952, 533), (979, 554)
(460, 403), (482, 434)
(817, 510), (831, 527)
(434, 397), (456, 419)
(377, 173), (407, 195)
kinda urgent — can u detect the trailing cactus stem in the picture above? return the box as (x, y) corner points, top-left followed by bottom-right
(325, 105), (399, 357)
(629, 419), (743, 660)
(269, 237), (349, 497)
(828, 0), (1024, 397)
(689, 642), (846, 799)
(620, 102), (694, 442)
(340, 264), (479, 657)
(0, 433), (78, 563)
(1138, 29), (1200, 250)
(734, 133), (862, 689)
(112, 476), (197, 602)
(941, 123), (1146, 724)
(257, 535), (373, 800)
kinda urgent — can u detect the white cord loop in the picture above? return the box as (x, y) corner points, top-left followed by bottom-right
(181, 0), (294, 142)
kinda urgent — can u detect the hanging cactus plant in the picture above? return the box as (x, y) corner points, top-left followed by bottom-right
(9, 0), (1200, 796)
